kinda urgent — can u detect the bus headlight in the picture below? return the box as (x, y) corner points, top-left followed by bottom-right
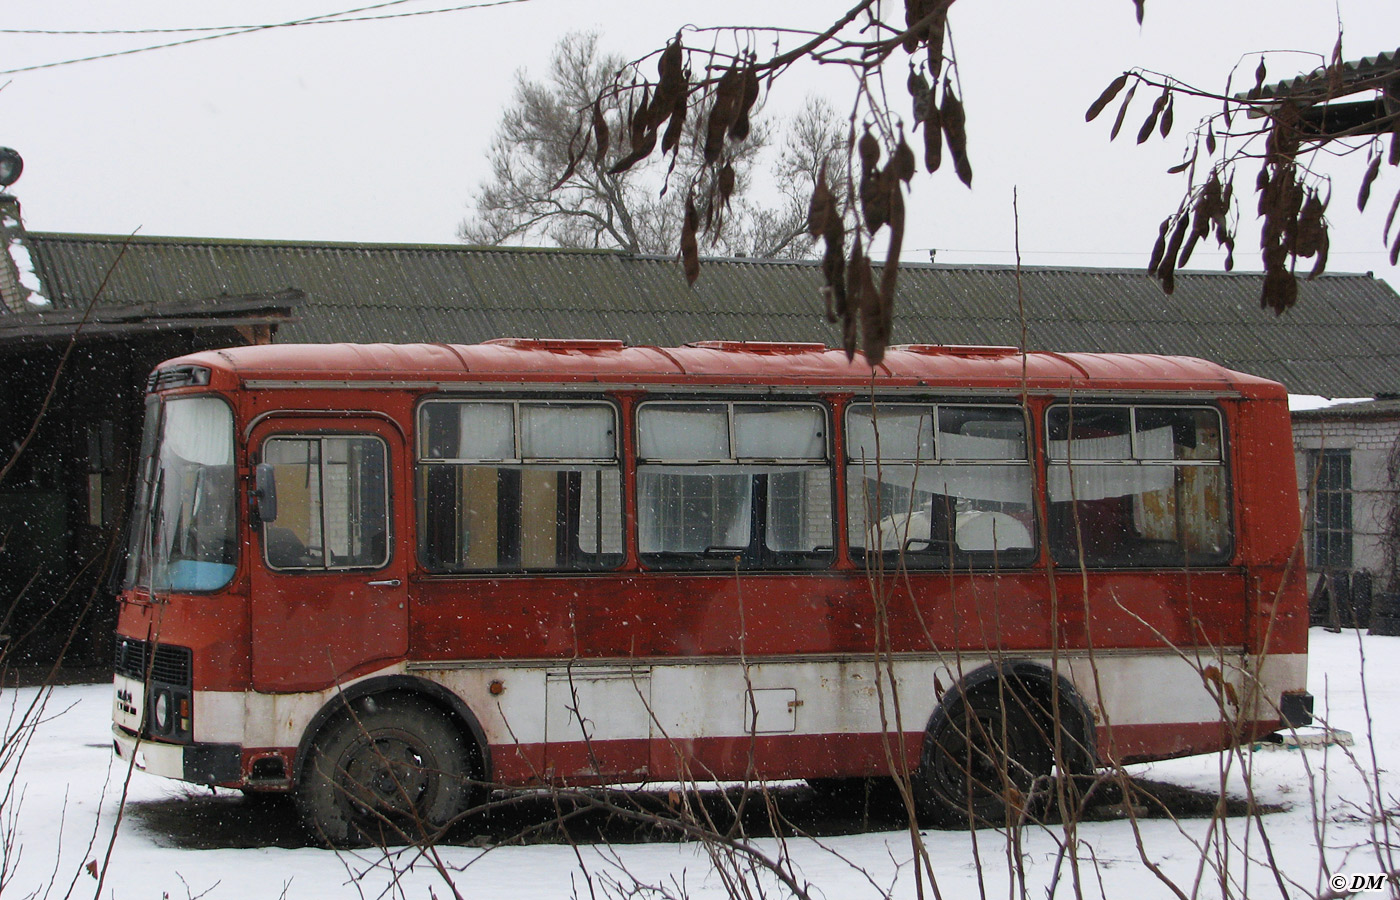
(152, 690), (171, 734)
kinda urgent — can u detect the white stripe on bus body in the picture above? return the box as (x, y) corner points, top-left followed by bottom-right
(187, 651), (1306, 752)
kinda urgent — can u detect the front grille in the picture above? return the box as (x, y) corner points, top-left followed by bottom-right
(114, 637), (192, 687)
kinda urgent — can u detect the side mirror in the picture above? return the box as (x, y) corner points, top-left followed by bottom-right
(252, 463), (278, 524)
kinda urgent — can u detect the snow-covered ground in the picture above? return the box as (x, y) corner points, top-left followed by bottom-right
(4, 629), (1396, 899)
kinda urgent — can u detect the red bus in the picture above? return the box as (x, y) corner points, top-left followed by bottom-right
(112, 339), (1312, 843)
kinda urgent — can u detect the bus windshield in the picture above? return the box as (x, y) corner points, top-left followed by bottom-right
(123, 395), (237, 593)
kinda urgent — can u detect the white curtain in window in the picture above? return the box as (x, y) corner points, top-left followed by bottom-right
(734, 406), (824, 459)
(455, 403), (514, 459)
(1048, 431), (1131, 461)
(638, 406), (728, 459)
(1047, 464), (1173, 501)
(1133, 424), (1181, 460)
(520, 405), (614, 459)
(1049, 425), (1172, 461)
(855, 463), (1033, 505)
(163, 398), (232, 465)
(847, 407), (935, 461)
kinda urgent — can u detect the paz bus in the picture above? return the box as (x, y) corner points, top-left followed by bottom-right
(112, 339), (1312, 843)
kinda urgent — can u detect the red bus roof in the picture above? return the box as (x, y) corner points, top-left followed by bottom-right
(174, 340), (1285, 398)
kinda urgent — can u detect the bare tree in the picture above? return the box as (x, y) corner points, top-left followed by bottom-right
(460, 32), (843, 260)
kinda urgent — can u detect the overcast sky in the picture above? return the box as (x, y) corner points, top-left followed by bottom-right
(2, 1), (1397, 290)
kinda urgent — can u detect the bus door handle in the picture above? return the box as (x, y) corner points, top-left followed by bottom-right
(367, 579), (402, 587)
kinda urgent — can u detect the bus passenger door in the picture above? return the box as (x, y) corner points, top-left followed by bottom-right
(248, 418), (408, 693)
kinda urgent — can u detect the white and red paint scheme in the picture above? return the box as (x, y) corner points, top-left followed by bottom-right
(112, 341), (1312, 829)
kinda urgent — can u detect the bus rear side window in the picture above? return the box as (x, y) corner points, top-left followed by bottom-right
(416, 400), (623, 572)
(1047, 405), (1229, 567)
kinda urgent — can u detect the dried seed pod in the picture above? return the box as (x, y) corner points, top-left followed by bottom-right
(941, 81), (972, 187)
(1295, 191), (1327, 259)
(1109, 82), (1138, 141)
(1206, 123), (1217, 155)
(648, 42), (687, 133)
(823, 232), (847, 319)
(1137, 89), (1169, 144)
(1132, 0), (1144, 24)
(1253, 57), (1268, 95)
(923, 90), (943, 172)
(681, 194), (700, 285)
(1365, 153), (1388, 212)
(1261, 266), (1297, 314)
(704, 66), (743, 164)
(729, 63), (760, 142)
(892, 133), (917, 184)
(903, 0), (929, 53)
(858, 257), (884, 363)
(630, 84), (652, 149)
(908, 68), (931, 124)
(1156, 213), (1190, 294)
(1308, 228), (1329, 279)
(1159, 93), (1174, 138)
(1085, 73), (1130, 123)
(862, 167), (893, 234)
(842, 237), (867, 360)
(607, 127), (657, 175)
(661, 84), (689, 156)
(657, 38), (684, 96)
(926, 10), (945, 86)
(717, 163), (736, 209)
(858, 128), (881, 175)
(877, 182), (906, 352)
(552, 122), (588, 190)
(1147, 217), (1171, 274)
(592, 99), (610, 167)
(807, 169), (836, 238)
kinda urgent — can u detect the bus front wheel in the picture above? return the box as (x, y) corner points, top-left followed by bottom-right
(297, 693), (474, 846)
(913, 679), (1054, 828)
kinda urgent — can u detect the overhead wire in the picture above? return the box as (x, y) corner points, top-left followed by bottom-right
(0, 0), (534, 75)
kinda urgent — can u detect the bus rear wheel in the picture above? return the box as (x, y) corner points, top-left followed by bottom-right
(297, 694), (474, 847)
(914, 680), (1054, 828)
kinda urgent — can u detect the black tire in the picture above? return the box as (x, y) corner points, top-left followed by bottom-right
(913, 679), (1054, 828)
(297, 693), (477, 847)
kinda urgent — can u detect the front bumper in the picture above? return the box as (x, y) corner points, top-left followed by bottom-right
(112, 726), (242, 785)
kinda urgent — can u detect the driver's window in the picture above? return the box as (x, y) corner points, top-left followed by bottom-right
(261, 435), (389, 571)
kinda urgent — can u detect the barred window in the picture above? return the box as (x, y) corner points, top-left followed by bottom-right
(1309, 449), (1352, 570)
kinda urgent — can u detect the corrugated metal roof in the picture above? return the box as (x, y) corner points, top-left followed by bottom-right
(17, 231), (1400, 397)
(1250, 47), (1400, 104)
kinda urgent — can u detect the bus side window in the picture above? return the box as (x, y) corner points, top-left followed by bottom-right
(846, 403), (1035, 568)
(636, 402), (833, 571)
(260, 435), (390, 571)
(416, 400), (623, 572)
(1047, 405), (1229, 567)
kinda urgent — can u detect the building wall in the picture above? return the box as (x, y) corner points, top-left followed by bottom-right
(1292, 415), (1400, 590)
